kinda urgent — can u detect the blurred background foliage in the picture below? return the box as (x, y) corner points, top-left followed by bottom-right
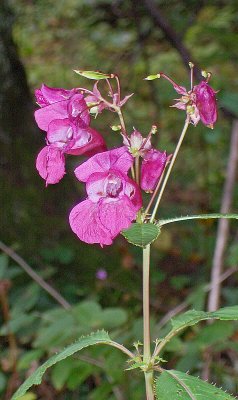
(1, 0), (238, 398)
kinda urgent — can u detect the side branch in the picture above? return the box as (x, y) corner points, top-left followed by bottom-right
(0, 241), (71, 310)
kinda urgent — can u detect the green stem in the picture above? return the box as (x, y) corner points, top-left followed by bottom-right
(150, 118), (190, 223)
(143, 245), (154, 400)
(145, 371), (154, 400)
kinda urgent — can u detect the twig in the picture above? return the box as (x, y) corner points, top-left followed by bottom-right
(74, 355), (126, 400)
(155, 267), (237, 332)
(142, 0), (236, 119)
(143, 0), (200, 77)
(0, 240), (71, 310)
(202, 120), (238, 380)
(207, 120), (238, 312)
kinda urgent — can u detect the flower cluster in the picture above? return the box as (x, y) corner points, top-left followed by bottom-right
(35, 85), (106, 185)
(34, 68), (218, 246)
(157, 73), (217, 128)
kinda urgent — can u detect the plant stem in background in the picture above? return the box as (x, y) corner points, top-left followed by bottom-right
(0, 241), (71, 310)
(143, 245), (154, 400)
(150, 118), (190, 223)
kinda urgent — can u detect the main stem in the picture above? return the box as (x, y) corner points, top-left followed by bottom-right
(143, 245), (154, 400)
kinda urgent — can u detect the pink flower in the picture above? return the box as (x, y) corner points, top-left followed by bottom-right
(193, 81), (217, 128)
(35, 84), (90, 129)
(159, 73), (218, 128)
(123, 129), (151, 157)
(34, 85), (106, 185)
(69, 147), (142, 246)
(141, 149), (168, 192)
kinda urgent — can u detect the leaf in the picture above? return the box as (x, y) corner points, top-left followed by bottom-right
(12, 331), (113, 399)
(156, 306), (238, 353)
(172, 306), (238, 331)
(122, 223), (160, 248)
(158, 213), (238, 227)
(156, 369), (235, 399)
(73, 70), (113, 80)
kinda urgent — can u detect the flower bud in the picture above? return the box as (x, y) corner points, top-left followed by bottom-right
(194, 81), (217, 128)
(141, 149), (167, 192)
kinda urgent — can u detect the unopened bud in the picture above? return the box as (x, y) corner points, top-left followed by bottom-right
(73, 69), (114, 80)
(189, 62), (194, 69)
(201, 70), (211, 80)
(111, 125), (121, 131)
(151, 125), (157, 134)
(144, 74), (160, 81)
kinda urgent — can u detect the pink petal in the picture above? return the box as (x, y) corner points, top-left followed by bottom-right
(35, 84), (76, 106)
(66, 127), (106, 156)
(119, 93), (134, 107)
(69, 199), (113, 245)
(141, 149), (167, 192)
(171, 101), (187, 110)
(34, 101), (68, 131)
(98, 197), (137, 239)
(86, 172), (108, 202)
(47, 119), (74, 148)
(36, 146), (65, 185)
(124, 177), (142, 210)
(194, 81), (218, 127)
(74, 146), (133, 182)
(67, 94), (90, 126)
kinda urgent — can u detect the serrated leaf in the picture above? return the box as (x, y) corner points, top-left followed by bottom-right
(73, 70), (113, 80)
(159, 213), (238, 227)
(171, 306), (238, 331)
(12, 331), (112, 399)
(156, 306), (238, 353)
(122, 223), (160, 247)
(156, 369), (235, 399)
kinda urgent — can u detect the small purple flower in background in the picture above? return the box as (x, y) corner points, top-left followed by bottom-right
(69, 147), (142, 246)
(141, 149), (169, 192)
(96, 268), (108, 280)
(34, 84), (106, 185)
(156, 73), (218, 128)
